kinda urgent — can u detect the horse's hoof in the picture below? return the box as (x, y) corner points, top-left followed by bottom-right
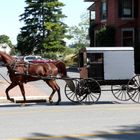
(49, 100), (53, 104)
(9, 98), (14, 102)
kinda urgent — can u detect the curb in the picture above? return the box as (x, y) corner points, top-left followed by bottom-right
(0, 96), (49, 103)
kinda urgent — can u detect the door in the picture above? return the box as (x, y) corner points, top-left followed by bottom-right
(87, 53), (104, 80)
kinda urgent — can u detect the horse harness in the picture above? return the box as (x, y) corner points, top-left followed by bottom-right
(8, 61), (29, 74)
(7, 60), (55, 79)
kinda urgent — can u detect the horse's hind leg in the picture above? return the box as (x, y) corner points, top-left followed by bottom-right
(6, 82), (17, 102)
(18, 83), (26, 104)
(55, 83), (61, 104)
(46, 80), (61, 105)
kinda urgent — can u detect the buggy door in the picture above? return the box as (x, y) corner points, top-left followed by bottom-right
(87, 53), (104, 80)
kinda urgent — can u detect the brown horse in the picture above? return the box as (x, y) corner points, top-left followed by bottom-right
(0, 51), (67, 105)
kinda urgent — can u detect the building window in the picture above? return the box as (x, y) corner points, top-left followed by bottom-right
(122, 29), (134, 46)
(119, 0), (134, 18)
(101, 0), (107, 20)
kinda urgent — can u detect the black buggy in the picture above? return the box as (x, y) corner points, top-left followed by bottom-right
(65, 47), (140, 104)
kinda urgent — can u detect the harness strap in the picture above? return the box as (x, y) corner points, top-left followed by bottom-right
(24, 63), (29, 75)
(7, 60), (30, 75)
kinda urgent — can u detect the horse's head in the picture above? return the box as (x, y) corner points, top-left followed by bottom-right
(0, 51), (14, 65)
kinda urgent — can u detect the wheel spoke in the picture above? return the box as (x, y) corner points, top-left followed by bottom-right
(112, 85), (130, 101)
(127, 74), (140, 103)
(76, 79), (101, 104)
(132, 91), (140, 102)
(65, 80), (79, 103)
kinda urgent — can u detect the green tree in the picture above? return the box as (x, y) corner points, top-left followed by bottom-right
(96, 26), (116, 46)
(68, 12), (89, 51)
(17, 32), (35, 55)
(17, 0), (67, 55)
(0, 35), (13, 48)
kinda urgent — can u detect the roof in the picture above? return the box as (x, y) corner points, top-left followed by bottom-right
(80, 47), (134, 53)
(86, 47), (134, 51)
(87, 3), (95, 11)
(0, 43), (11, 54)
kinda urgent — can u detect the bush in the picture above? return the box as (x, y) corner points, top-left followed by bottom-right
(43, 52), (57, 59)
(96, 26), (116, 46)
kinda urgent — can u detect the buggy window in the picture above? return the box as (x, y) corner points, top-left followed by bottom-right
(87, 53), (103, 63)
(87, 53), (104, 80)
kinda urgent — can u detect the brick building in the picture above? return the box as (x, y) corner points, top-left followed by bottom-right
(85, 0), (140, 46)
(85, 0), (140, 73)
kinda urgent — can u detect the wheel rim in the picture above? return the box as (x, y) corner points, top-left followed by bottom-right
(65, 80), (79, 103)
(111, 85), (130, 101)
(127, 75), (140, 103)
(76, 79), (101, 105)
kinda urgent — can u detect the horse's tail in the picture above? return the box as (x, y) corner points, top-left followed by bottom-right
(55, 61), (76, 91)
(55, 61), (76, 92)
(55, 61), (67, 78)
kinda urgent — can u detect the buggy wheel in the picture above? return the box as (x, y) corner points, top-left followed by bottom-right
(127, 74), (140, 103)
(76, 78), (101, 105)
(111, 85), (131, 101)
(64, 79), (79, 103)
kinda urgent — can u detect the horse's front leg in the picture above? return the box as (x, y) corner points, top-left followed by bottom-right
(6, 82), (17, 102)
(18, 83), (26, 106)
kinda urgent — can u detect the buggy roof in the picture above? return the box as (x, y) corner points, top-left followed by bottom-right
(85, 47), (134, 52)
(83, 47), (134, 54)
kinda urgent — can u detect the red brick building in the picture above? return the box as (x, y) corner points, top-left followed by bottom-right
(85, 0), (140, 46)
(85, 0), (140, 73)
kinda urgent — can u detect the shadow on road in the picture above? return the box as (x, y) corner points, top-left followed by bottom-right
(22, 132), (84, 140)
(11, 124), (140, 140)
(94, 124), (140, 140)
(0, 100), (119, 108)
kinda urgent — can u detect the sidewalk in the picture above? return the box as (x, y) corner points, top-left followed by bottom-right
(0, 80), (49, 103)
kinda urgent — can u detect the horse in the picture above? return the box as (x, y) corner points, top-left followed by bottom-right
(0, 51), (67, 105)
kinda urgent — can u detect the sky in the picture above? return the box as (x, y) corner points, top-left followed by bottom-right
(0, 0), (91, 45)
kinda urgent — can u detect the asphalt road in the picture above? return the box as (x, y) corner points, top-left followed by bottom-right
(0, 102), (140, 140)
(0, 67), (140, 140)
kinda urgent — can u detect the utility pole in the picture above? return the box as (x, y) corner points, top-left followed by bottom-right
(40, 0), (45, 55)
(42, 0), (45, 39)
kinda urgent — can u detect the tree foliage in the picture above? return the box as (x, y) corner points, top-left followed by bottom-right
(68, 12), (89, 51)
(96, 26), (116, 46)
(17, 0), (67, 55)
(0, 35), (13, 48)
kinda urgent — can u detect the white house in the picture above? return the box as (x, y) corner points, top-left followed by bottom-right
(0, 43), (11, 54)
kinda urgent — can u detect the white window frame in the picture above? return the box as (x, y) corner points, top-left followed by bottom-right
(101, 0), (107, 21)
(121, 28), (135, 46)
(121, 0), (134, 19)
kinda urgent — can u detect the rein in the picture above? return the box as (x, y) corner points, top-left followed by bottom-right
(0, 73), (11, 84)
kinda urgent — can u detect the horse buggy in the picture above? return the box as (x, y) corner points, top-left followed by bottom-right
(0, 47), (140, 105)
(65, 47), (140, 104)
